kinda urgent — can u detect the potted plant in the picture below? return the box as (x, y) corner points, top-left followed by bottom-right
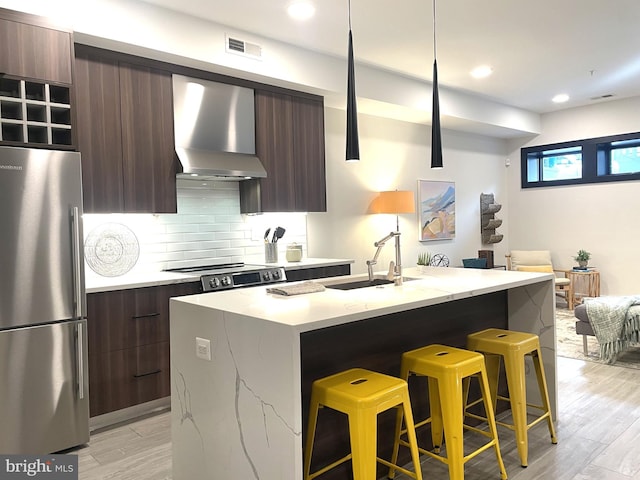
(573, 249), (591, 268)
(417, 252), (432, 272)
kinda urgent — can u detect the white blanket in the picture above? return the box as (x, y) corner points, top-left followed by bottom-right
(585, 295), (640, 363)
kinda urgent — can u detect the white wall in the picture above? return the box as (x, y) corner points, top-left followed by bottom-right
(307, 107), (509, 274)
(506, 96), (640, 295)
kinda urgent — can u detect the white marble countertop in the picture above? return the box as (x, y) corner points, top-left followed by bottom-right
(173, 266), (554, 333)
(85, 257), (355, 294)
(85, 271), (199, 294)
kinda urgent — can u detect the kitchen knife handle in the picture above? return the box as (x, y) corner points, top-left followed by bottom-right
(71, 207), (83, 318)
(77, 321), (85, 400)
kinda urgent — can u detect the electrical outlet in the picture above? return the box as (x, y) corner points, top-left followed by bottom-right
(195, 337), (211, 361)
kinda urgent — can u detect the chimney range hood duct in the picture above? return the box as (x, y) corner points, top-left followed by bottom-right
(172, 74), (266, 180)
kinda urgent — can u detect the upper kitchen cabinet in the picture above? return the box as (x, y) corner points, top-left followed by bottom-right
(241, 89), (326, 213)
(75, 46), (178, 213)
(0, 8), (74, 85)
(0, 9), (75, 148)
(119, 62), (177, 213)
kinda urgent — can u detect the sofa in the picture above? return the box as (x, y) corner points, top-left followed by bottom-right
(574, 299), (640, 359)
(574, 303), (594, 355)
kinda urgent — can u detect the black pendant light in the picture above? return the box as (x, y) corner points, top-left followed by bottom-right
(431, 0), (443, 169)
(346, 0), (360, 161)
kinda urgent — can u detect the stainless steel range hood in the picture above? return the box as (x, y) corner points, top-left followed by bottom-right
(172, 74), (266, 180)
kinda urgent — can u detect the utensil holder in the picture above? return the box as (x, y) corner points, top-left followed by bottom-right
(265, 243), (278, 263)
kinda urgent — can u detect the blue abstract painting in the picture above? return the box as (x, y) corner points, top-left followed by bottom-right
(418, 180), (455, 241)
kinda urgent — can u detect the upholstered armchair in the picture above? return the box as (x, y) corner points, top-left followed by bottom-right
(506, 250), (573, 309)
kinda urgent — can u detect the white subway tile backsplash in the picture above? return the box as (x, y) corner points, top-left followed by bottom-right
(83, 180), (308, 276)
(214, 231), (245, 240)
(197, 223), (232, 233)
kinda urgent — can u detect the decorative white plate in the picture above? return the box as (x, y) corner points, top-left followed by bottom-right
(84, 223), (140, 277)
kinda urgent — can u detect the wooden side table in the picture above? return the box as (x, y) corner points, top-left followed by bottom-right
(566, 269), (600, 306)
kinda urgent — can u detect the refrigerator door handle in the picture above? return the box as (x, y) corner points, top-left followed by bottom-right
(76, 321), (85, 400)
(71, 206), (83, 318)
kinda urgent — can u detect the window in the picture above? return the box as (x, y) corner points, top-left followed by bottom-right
(526, 146), (582, 182)
(598, 138), (640, 175)
(522, 131), (640, 188)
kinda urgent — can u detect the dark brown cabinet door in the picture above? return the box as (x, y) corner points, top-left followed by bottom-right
(74, 47), (178, 213)
(246, 89), (326, 213)
(0, 12), (73, 85)
(292, 96), (326, 212)
(75, 51), (124, 212)
(119, 62), (177, 213)
(87, 282), (200, 416)
(254, 90), (296, 211)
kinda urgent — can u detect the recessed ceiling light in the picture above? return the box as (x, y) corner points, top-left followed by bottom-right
(552, 93), (570, 103)
(287, 2), (315, 21)
(470, 65), (493, 79)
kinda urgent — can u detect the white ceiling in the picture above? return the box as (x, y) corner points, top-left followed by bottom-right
(139, 0), (640, 115)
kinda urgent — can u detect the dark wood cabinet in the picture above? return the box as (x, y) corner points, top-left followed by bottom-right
(253, 90), (295, 211)
(75, 46), (178, 213)
(0, 9), (75, 148)
(241, 89), (326, 213)
(0, 8), (74, 85)
(119, 62), (177, 213)
(74, 51), (123, 212)
(87, 282), (200, 417)
(292, 95), (327, 212)
(285, 264), (351, 282)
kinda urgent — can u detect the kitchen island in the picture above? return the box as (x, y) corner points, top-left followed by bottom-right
(169, 266), (556, 479)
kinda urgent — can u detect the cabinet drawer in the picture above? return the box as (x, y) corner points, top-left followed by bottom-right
(89, 342), (170, 417)
(88, 287), (169, 353)
(87, 282), (200, 354)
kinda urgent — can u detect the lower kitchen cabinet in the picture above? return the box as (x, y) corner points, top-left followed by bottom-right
(87, 282), (200, 417)
(285, 264), (351, 282)
(89, 342), (170, 417)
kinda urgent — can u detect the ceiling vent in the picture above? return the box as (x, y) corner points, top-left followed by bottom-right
(590, 94), (615, 101)
(226, 35), (262, 60)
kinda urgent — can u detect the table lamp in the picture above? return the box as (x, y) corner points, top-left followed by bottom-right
(368, 190), (416, 284)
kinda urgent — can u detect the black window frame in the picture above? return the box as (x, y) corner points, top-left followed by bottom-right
(521, 131), (640, 188)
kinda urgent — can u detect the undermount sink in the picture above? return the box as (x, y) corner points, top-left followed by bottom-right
(325, 277), (417, 291)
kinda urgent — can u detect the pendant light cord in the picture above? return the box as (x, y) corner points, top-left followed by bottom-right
(348, 0), (352, 31)
(432, 0), (437, 60)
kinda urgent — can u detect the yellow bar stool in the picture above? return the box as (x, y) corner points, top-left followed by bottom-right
(389, 344), (507, 480)
(466, 328), (558, 467)
(303, 368), (423, 480)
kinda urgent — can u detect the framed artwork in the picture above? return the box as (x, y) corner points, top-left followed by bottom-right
(418, 180), (455, 241)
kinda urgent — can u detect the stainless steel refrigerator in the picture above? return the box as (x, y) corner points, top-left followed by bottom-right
(0, 146), (89, 454)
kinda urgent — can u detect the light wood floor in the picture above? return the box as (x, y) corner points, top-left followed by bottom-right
(70, 356), (640, 479)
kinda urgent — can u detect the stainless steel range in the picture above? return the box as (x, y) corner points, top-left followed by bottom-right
(166, 263), (286, 292)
